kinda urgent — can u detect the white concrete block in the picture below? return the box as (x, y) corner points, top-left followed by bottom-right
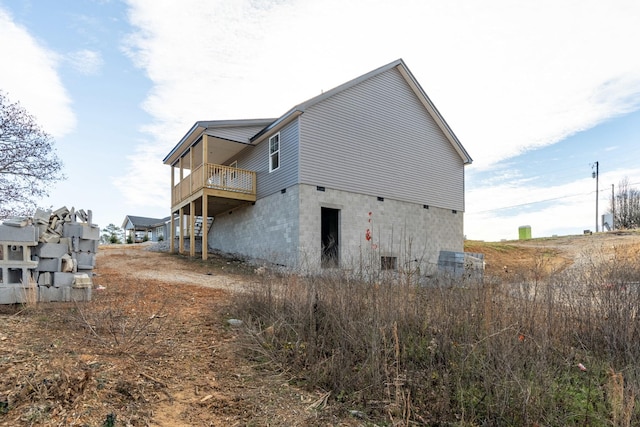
(0, 224), (38, 243)
(53, 272), (75, 287)
(37, 258), (61, 272)
(36, 243), (68, 258)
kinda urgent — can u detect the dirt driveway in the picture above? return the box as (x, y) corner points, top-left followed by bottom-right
(465, 230), (640, 278)
(0, 244), (336, 426)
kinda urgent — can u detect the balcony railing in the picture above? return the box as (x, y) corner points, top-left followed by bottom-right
(172, 163), (256, 206)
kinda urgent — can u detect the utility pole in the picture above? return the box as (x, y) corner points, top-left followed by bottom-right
(611, 183), (615, 231)
(592, 161), (599, 232)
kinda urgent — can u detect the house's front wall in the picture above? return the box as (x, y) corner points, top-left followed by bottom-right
(208, 185), (300, 266)
(151, 225), (166, 242)
(299, 66), (465, 212)
(297, 184), (463, 273)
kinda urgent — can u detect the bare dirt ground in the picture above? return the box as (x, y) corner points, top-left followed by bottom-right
(465, 230), (640, 279)
(2, 232), (640, 426)
(0, 244), (350, 426)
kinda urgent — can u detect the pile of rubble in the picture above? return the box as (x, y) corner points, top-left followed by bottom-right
(0, 207), (98, 304)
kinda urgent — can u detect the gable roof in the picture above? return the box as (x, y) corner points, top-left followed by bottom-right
(164, 59), (471, 167)
(251, 59), (472, 165)
(163, 119), (275, 166)
(122, 215), (170, 230)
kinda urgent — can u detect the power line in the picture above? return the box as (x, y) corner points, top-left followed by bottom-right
(468, 192), (591, 215)
(467, 180), (640, 215)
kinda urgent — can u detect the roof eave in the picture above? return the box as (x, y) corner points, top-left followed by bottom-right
(250, 110), (303, 144)
(164, 119), (277, 166)
(163, 122), (205, 165)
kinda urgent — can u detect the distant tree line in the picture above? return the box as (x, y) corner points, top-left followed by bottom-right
(611, 177), (640, 229)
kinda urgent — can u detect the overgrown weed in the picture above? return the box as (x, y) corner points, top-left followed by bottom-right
(234, 244), (640, 425)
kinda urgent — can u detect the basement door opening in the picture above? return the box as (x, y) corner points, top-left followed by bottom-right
(321, 207), (339, 268)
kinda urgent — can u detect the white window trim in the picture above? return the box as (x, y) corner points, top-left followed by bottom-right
(269, 133), (281, 172)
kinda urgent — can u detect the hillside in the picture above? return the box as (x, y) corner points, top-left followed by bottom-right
(465, 229), (640, 278)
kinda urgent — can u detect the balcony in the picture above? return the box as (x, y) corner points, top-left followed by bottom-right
(171, 163), (256, 215)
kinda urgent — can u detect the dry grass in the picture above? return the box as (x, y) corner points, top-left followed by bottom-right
(0, 246), (329, 426)
(234, 244), (640, 425)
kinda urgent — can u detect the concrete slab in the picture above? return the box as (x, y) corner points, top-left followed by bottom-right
(63, 223), (99, 239)
(61, 255), (75, 273)
(0, 285), (36, 304)
(41, 231), (61, 243)
(73, 273), (92, 288)
(0, 286), (22, 304)
(37, 271), (52, 286)
(3, 217), (30, 227)
(0, 224), (38, 242)
(37, 258), (61, 272)
(69, 286), (91, 302)
(39, 286), (63, 302)
(53, 272), (75, 287)
(36, 243), (68, 258)
(82, 225), (100, 240)
(75, 253), (95, 269)
(53, 206), (69, 219)
(78, 239), (98, 253)
(34, 208), (51, 225)
(77, 209), (88, 222)
(59, 237), (72, 253)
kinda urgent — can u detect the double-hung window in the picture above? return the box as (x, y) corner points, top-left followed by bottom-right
(269, 133), (280, 172)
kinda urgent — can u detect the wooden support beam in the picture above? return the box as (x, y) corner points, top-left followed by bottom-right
(170, 212), (175, 253)
(178, 207), (184, 254)
(189, 201), (196, 257)
(202, 194), (208, 261)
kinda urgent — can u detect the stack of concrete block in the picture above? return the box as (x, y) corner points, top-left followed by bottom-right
(0, 207), (98, 304)
(0, 219), (39, 304)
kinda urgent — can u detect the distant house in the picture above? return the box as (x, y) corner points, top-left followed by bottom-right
(121, 215), (170, 242)
(163, 59), (472, 272)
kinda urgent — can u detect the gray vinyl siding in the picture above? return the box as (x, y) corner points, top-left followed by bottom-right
(230, 119), (300, 199)
(207, 125), (267, 142)
(299, 67), (465, 211)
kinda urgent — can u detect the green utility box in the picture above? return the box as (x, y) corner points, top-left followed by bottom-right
(518, 225), (532, 240)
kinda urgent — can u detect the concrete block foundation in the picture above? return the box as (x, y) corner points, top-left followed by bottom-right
(208, 184), (464, 273)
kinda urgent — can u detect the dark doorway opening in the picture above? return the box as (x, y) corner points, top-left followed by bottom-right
(321, 207), (339, 268)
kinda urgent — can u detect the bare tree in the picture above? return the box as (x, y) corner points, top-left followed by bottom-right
(0, 91), (65, 218)
(611, 177), (640, 230)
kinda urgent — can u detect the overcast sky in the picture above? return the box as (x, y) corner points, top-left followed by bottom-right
(1, 0), (639, 241)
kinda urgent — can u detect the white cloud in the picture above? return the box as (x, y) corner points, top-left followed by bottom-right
(116, 0), (640, 211)
(465, 167), (640, 241)
(0, 8), (76, 138)
(66, 49), (104, 75)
